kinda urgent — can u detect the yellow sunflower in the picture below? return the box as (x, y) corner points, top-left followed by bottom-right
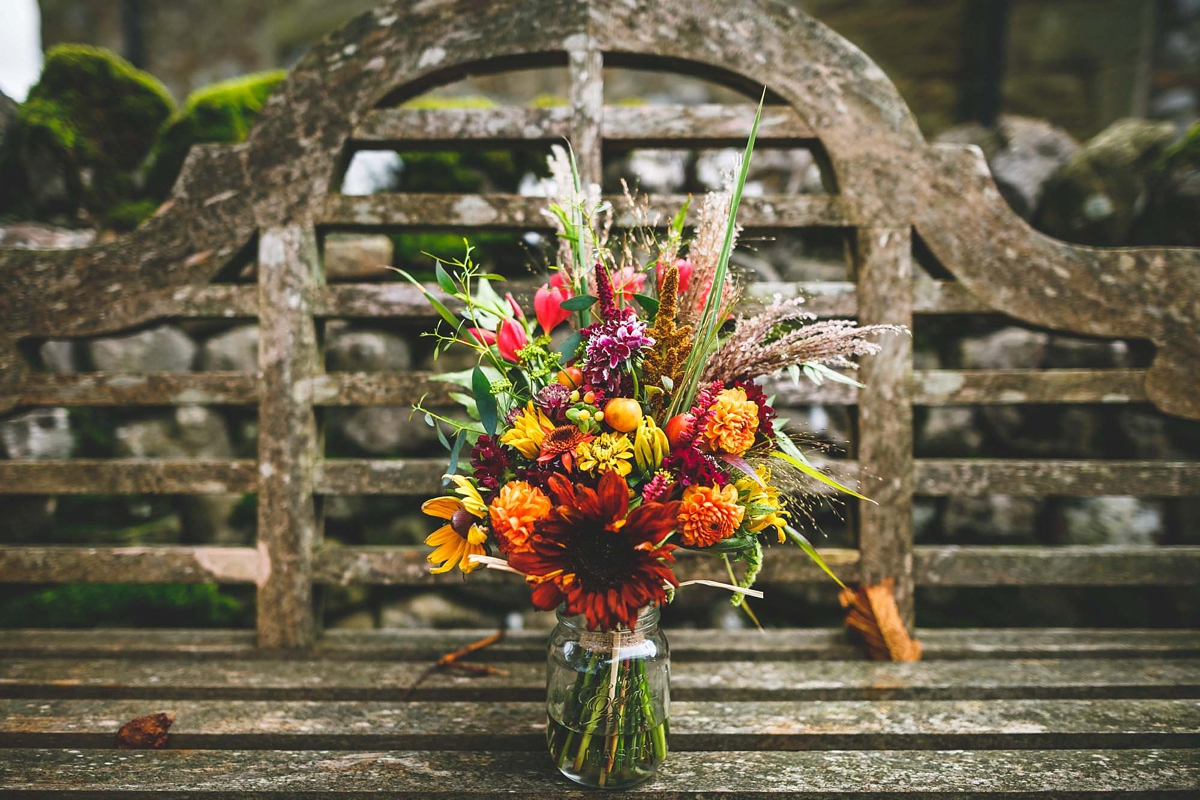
(422, 474), (489, 574)
(500, 401), (554, 458)
(576, 432), (634, 477)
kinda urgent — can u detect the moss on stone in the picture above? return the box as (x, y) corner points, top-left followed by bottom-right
(2, 45), (174, 219)
(401, 94), (496, 110)
(145, 70), (286, 198)
(104, 199), (161, 232)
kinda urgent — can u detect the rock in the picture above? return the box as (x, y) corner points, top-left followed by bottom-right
(329, 610), (377, 630)
(0, 88), (15, 151)
(323, 234), (394, 280)
(0, 408), (75, 459)
(614, 149), (689, 194)
(86, 325), (197, 372)
(325, 325), (412, 372)
(114, 406), (233, 459)
(3, 45), (174, 222)
(198, 325), (258, 372)
(1059, 497), (1163, 545)
(0, 222), (97, 249)
(38, 340), (78, 373)
(342, 151), (402, 195)
(959, 327), (1049, 369)
(936, 115), (1078, 219)
(380, 593), (495, 628)
(1137, 121), (1200, 247)
(696, 147), (825, 195)
(327, 406), (440, 456)
(917, 407), (983, 456)
(981, 406), (1100, 458)
(1044, 335), (1132, 369)
(145, 70), (286, 198)
(1034, 118), (1176, 246)
(114, 407), (241, 544)
(942, 496), (1040, 542)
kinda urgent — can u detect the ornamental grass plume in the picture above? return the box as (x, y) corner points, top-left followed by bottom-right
(679, 186), (741, 325)
(702, 296), (906, 384)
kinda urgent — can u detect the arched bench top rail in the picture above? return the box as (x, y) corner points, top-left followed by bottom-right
(0, 0), (1196, 418)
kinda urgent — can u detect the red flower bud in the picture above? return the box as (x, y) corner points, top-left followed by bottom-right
(534, 282), (572, 334)
(466, 327), (497, 346)
(505, 292), (524, 320)
(497, 318), (528, 363)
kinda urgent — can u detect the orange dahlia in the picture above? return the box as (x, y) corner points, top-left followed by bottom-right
(677, 483), (745, 547)
(488, 480), (551, 555)
(699, 386), (760, 455)
(508, 470), (680, 631)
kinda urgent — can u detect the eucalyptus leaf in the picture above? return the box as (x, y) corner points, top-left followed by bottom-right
(446, 429), (467, 478)
(556, 331), (583, 361)
(633, 293), (660, 317)
(472, 366), (498, 437)
(560, 295), (599, 311)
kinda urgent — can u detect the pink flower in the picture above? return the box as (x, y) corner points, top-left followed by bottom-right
(549, 271), (570, 291)
(505, 292), (525, 319)
(466, 327), (497, 346)
(497, 318), (528, 363)
(657, 257), (693, 294)
(611, 266), (646, 305)
(534, 282), (572, 334)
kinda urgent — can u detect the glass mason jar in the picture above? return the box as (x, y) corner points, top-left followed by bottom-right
(545, 606), (669, 789)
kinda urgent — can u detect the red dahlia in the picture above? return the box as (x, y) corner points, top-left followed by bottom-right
(509, 470), (681, 631)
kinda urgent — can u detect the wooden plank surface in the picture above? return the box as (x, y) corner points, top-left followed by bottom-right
(3, 697), (1196, 751)
(0, 460), (259, 494)
(350, 104), (815, 147)
(321, 193), (851, 229)
(5, 628), (1198, 662)
(1, 658), (1195, 702)
(1, 747), (1194, 796)
(0, 546), (260, 584)
(914, 460), (1200, 497)
(914, 545), (1200, 586)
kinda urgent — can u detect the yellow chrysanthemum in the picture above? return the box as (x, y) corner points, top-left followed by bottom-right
(700, 387), (759, 456)
(422, 474), (489, 574)
(500, 400), (554, 458)
(735, 466), (790, 542)
(576, 432), (634, 477)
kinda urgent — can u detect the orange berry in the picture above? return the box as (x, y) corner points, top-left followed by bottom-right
(556, 367), (584, 389)
(604, 398), (644, 433)
(583, 390), (596, 405)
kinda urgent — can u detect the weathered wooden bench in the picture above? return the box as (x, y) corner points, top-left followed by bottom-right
(2, 0), (1199, 795)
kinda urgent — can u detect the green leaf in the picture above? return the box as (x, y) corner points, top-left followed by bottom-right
(446, 429), (467, 479)
(670, 195), (692, 237)
(385, 266), (462, 330)
(771, 449), (872, 502)
(633, 293), (660, 317)
(683, 534), (759, 554)
(784, 525), (847, 589)
(434, 262), (456, 294)
(556, 330), (583, 361)
(472, 366), (497, 437)
(560, 294), (599, 311)
(448, 391), (480, 420)
(434, 420), (451, 450)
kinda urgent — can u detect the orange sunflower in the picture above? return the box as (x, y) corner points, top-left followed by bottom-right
(422, 475), (489, 574)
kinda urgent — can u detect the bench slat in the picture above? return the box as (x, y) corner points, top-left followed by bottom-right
(4, 628), (1199, 662)
(351, 104), (816, 147)
(2, 659), (1196, 702)
(3, 698), (1196, 752)
(321, 193), (850, 229)
(1, 747), (1194, 795)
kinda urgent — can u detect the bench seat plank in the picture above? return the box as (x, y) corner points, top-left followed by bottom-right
(1, 748), (1195, 796)
(3, 628), (1199, 661)
(1, 659), (1197, 702)
(2, 698), (1197, 752)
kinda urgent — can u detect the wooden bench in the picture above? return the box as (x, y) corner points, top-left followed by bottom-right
(2, 0), (1199, 794)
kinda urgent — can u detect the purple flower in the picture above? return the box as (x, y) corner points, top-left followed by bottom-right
(534, 382), (571, 421)
(581, 316), (654, 392)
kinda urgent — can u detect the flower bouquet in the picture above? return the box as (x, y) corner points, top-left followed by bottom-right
(399, 108), (901, 788)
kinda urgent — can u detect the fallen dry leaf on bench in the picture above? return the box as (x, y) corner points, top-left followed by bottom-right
(840, 578), (922, 662)
(401, 630), (509, 700)
(116, 712), (176, 750)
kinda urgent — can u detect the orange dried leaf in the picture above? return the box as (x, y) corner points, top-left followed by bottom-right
(116, 712), (175, 750)
(840, 578), (922, 662)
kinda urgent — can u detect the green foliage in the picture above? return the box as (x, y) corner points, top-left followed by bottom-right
(104, 199), (160, 231)
(145, 70), (286, 198)
(0, 584), (250, 628)
(2, 44), (174, 218)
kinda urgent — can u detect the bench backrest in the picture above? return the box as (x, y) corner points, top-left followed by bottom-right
(1, 0), (1198, 647)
